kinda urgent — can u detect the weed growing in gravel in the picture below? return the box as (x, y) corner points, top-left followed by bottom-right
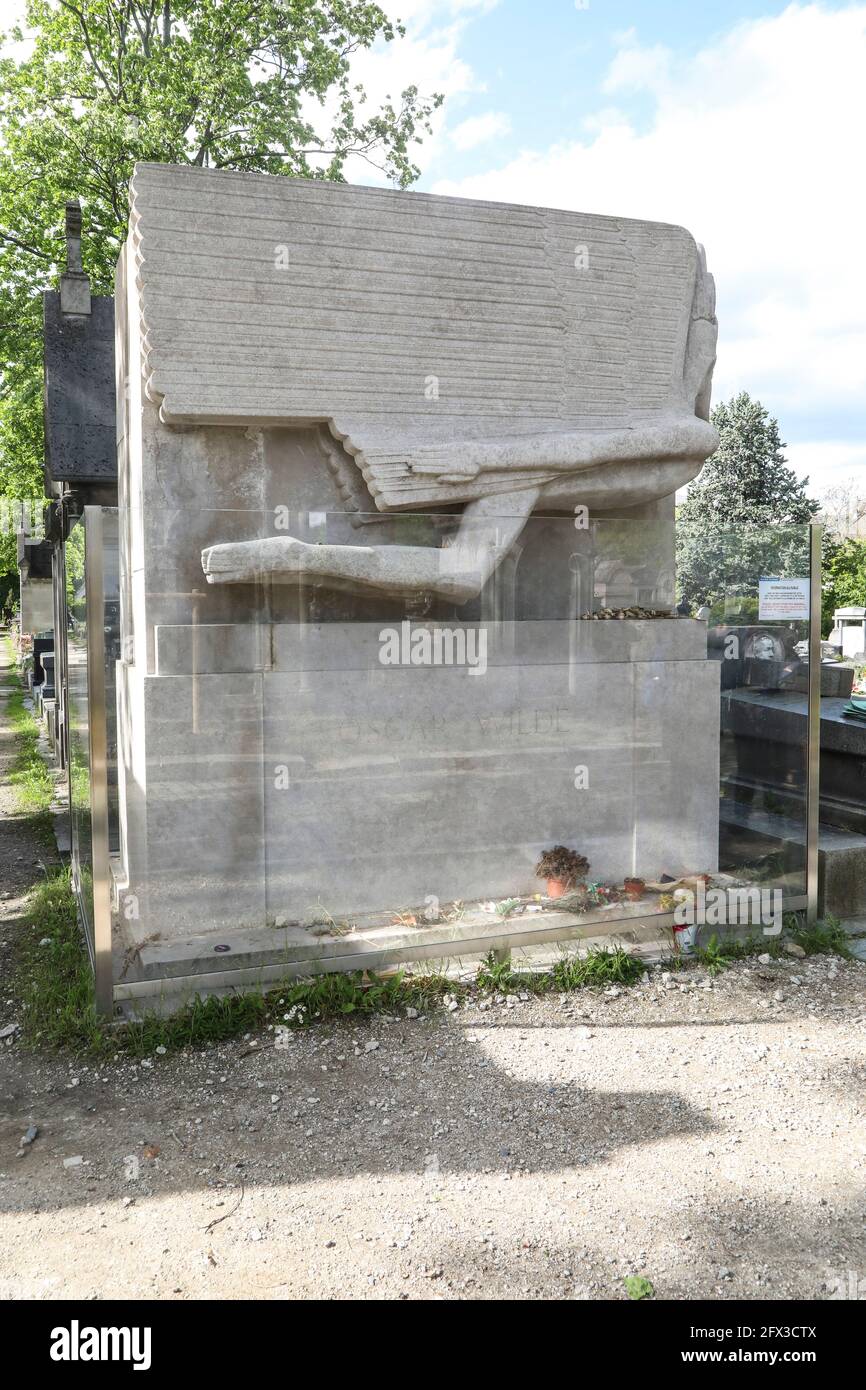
(476, 953), (545, 994)
(695, 934), (749, 975)
(270, 968), (454, 1023)
(14, 868), (272, 1055)
(121, 993), (271, 1057)
(624, 1275), (654, 1300)
(13, 871), (456, 1054)
(695, 913), (852, 975)
(107, 970), (455, 1057)
(475, 945), (646, 994)
(788, 914), (851, 958)
(552, 945), (646, 991)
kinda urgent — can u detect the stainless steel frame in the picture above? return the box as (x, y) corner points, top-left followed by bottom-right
(113, 894), (812, 1004)
(113, 908), (685, 1002)
(806, 522), (823, 924)
(82, 507), (114, 1016)
(51, 536), (68, 770)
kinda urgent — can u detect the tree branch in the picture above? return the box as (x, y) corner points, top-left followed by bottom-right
(58, 0), (119, 100)
(0, 231), (54, 262)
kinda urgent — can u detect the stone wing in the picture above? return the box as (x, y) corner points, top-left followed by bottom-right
(132, 163), (699, 510)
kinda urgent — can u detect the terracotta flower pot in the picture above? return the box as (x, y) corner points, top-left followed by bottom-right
(546, 877), (570, 899)
(623, 877), (645, 902)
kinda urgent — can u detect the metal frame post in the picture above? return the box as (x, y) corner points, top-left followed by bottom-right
(806, 522), (823, 925)
(83, 507), (114, 1015)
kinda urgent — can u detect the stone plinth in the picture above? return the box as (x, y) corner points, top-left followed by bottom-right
(117, 619), (719, 942)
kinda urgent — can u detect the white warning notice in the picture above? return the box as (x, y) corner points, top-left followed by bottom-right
(758, 577), (810, 621)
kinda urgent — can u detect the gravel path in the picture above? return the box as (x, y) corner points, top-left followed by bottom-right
(2, 638), (866, 1301)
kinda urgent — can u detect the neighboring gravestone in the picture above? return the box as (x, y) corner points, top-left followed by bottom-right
(112, 163), (721, 968)
(43, 294), (116, 489)
(17, 535), (54, 637)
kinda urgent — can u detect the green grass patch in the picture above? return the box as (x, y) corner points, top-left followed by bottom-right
(788, 914), (852, 959)
(552, 945), (647, 991)
(696, 912), (852, 974)
(116, 968), (458, 1058)
(13, 868), (457, 1056)
(14, 869), (275, 1055)
(476, 943), (646, 995)
(125, 946), (645, 1056)
(694, 933), (752, 975)
(15, 878), (650, 1058)
(475, 952), (542, 995)
(15, 867), (109, 1051)
(121, 992), (272, 1058)
(3, 640), (54, 830)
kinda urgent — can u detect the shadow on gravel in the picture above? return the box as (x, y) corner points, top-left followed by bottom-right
(0, 1037), (716, 1215)
(388, 1189), (862, 1300)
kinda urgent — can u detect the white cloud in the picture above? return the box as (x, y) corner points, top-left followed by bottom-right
(450, 110), (511, 151)
(431, 3), (866, 448)
(603, 36), (671, 96)
(315, 0), (499, 183)
(785, 441), (866, 497)
(0, 0), (33, 59)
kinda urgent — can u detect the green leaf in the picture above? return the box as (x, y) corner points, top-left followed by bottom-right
(0, 1), (442, 583)
(624, 1275), (654, 1300)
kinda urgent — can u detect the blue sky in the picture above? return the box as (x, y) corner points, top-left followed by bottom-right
(356, 0), (866, 500)
(419, 0), (799, 186)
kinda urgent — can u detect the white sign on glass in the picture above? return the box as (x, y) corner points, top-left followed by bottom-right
(758, 577), (810, 621)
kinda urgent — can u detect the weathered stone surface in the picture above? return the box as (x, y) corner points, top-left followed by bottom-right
(42, 292), (116, 486)
(127, 163), (717, 600)
(130, 164), (716, 496)
(154, 623), (269, 676)
(118, 672), (266, 936)
(260, 634), (720, 924)
(151, 618), (709, 675)
(120, 614), (720, 940)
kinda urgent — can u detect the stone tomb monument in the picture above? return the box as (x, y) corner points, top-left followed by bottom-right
(113, 163), (721, 970)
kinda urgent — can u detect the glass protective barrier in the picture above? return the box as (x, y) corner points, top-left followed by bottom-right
(65, 515), (92, 936)
(65, 510), (117, 1007)
(709, 526), (812, 906)
(83, 506), (819, 1006)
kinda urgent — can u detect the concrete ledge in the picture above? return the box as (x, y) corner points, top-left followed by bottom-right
(129, 898), (678, 982)
(155, 622), (269, 675)
(724, 690), (866, 756)
(153, 618), (709, 675)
